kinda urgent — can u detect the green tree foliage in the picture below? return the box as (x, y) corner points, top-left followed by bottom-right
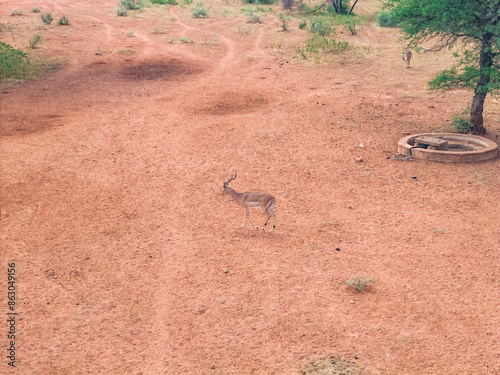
(386, 0), (500, 134)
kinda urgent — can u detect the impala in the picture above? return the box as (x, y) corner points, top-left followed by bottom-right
(222, 173), (276, 231)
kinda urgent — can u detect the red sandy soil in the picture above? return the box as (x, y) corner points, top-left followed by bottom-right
(1, 1), (499, 374)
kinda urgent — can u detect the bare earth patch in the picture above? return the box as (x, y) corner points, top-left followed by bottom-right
(1, 1), (499, 374)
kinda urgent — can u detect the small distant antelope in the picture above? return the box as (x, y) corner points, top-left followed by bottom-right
(222, 173), (276, 231)
(402, 48), (412, 68)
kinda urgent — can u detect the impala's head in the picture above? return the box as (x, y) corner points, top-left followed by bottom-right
(222, 172), (237, 196)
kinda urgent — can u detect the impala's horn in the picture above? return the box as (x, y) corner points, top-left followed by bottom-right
(223, 172), (237, 187)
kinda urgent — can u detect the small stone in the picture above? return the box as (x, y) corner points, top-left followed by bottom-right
(336, 248), (340, 251)
(356, 157), (363, 163)
(350, 300), (355, 304)
(224, 270), (228, 274)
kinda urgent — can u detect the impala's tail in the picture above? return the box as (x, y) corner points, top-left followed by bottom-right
(269, 198), (275, 211)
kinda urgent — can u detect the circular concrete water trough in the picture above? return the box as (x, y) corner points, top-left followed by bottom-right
(398, 133), (498, 163)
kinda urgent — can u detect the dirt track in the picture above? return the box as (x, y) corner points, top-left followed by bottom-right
(1, 1), (499, 374)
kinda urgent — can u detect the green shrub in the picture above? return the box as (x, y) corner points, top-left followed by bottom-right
(0, 42), (30, 79)
(346, 275), (374, 291)
(299, 19), (307, 29)
(120, 0), (144, 10)
(246, 13), (262, 23)
(116, 5), (128, 16)
(29, 34), (42, 49)
(277, 13), (288, 31)
(242, 0), (274, 4)
(41, 12), (53, 24)
(310, 18), (333, 36)
(192, 2), (208, 18)
(304, 36), (351, 53)
(377, 11), (398, 27)
(10, 9), (24, 16)
(152, 0), (178, 4)
(343, 17), (357, 35)
(452, 109), (474, 133)
(57, 16), (70, 25)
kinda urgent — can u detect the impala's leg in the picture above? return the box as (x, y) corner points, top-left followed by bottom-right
(243, 207), (258, 229)
(270, 207), (276, 231)
(262, 212), (271, 230)
(242, 208), (247, 228)
(263, 199), (276, 231)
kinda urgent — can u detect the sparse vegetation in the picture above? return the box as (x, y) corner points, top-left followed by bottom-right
(242, 0), (274, 4)
(41, 12), (53, 24)
(32, 7), (42, 13)
(310, 18), (333, 36)
(299, 19), (307, 29)
(151, 0), (178, 3)
(118, 48), (136, 54)
(0, 42), (30, 79)
(246, 13), (262, 23)
(343, 16), (357, 35)
(179, 37), (194, 43)
(120, 0), (145, 10)
(192, 2), (209, 18)
(152, 29), (167, 34)
(299, 35), (351, 55)
(377, 11), (398, 28)
(57, 16), (70, 26)
(127, 30), (135, 37)
(277, 13), (288, 31)
(10, 9), (24, 16)
(452, 108), (474, 134)
(346, 275), (374, 291)
(236, 26), (252, 35)
(29, 34), (42, 49)
(116, 5), (128, 16)
(300, 356), (361, 375)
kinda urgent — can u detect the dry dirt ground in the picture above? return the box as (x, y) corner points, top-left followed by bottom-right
(1, 0), (499, 374)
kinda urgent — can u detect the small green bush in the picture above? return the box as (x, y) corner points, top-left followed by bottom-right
(0, 42), (30, 79)
(192, 2), (209, 18)
(120, 0), (144, 10)
(242, 0), (274, 4)
(152, 0), (178, 4)
(452, 109), (474, 133)
(346, 275), (374, 291)
(277, 13), (288, 31)
(246, 13), (262, 23)
(305, 36), (350, 53)
(377, 11), (398, 27)
(57, 16), (70, 25)
(310, 18), (333, 36)
(41, 12), (53, 24)
(116, 5), (128, 16)
(299, 19), (307, 29)
(10, 9), (24, 16)
(32, 7), (42, 13)
(29, 34), (42, 49)
(343, 17), (357, 35)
